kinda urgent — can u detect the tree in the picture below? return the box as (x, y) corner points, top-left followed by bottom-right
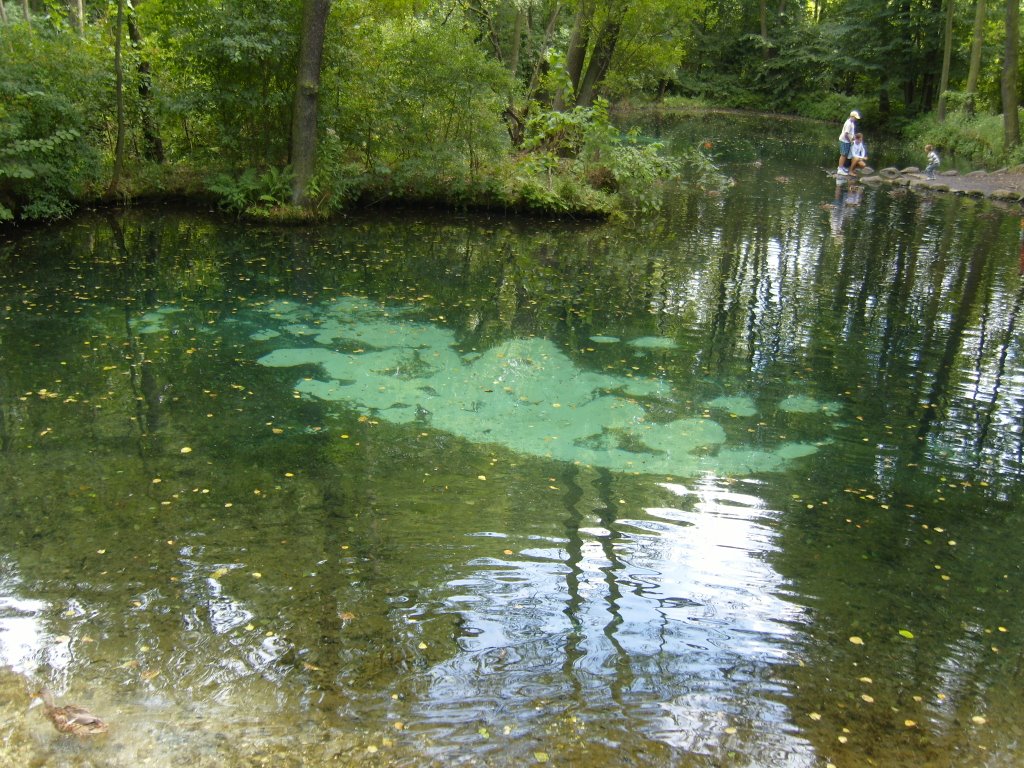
(290, 0), (332, 206)
(964, 0), (986, 115)
(936, 0), (954, 120)
(1001, 0), (1019, 150)
(108, 0), (127, 196)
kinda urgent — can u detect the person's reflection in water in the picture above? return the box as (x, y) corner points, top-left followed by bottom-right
(827, 178), (863, 240)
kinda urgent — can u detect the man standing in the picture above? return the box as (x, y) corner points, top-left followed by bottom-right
(837, 110), (860, 176)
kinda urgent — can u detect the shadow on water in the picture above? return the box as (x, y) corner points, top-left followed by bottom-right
(1, 114), (1024, 766)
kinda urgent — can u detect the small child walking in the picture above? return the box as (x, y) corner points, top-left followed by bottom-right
(925, 145), (940, 179)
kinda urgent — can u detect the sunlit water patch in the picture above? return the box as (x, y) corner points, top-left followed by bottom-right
(253, 297), (831, 477)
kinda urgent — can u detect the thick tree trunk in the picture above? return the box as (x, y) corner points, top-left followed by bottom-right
(107, 0), (126, 197)
(965, 0), (986, 115)
(290, 0), (332, 207)
(507, 10), (523, 74)
(21, 0), (28, 21)
(575, 10), (624, 108)
(127, 11), (165, 163)
(0, 1), (8, 24)
(69, 0), (83, 33)
(557, 0), (593, 109)
(936, 0), (954, 120)
(1001, 0), (1020, 150)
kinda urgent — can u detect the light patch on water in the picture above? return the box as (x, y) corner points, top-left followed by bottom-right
(706, 395), (758, 417)
(255, 297), (829, 477)
(778, 394), (841, 415)
(249, 329), (280, 341)
(131, 305), (184, 335)
(627, 336), (679, 349)
(589, 335), (621, 344)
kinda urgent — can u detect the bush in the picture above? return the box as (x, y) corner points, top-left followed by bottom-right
(902, 109), (1011, 168)
(0, 23), (106, 221)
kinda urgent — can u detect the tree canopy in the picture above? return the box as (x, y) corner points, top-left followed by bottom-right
(0, 0), (1020, 222)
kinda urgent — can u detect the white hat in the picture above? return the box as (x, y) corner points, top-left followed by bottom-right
(851, 110), (861, 119)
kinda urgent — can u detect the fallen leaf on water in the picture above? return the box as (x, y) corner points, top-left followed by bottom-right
(809, 712), (822, 721)
(899, 629), (915, 639)
(904, 720), (917, 728)
(534, 753), (549, 764)
(211, 567), (228, 580)
(861, 694), (874, 703)
(971, 715), (987, 725)
(338, 612), (355, 621)
(180, 446), (192, 454)
(849, 636), (864, 645)
(503, 549), (514, 555)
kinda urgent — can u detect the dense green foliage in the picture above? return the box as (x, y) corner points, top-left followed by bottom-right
(0, 0), (1020, 223)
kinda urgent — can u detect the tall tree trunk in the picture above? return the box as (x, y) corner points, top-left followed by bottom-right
(69, 0), (83, 33)
(759, 0), (769, 57)
(21, 0), (28, 21)
(290, 0), (332, 207)
(556, 0), (593, 109)
(965, 0), (986, 115)
(936, 0), (955, 120)
(507, 10), (523, 75)
(1001, 0), (1020, 150)
(576, 2), (628, 108)
(127, 10), (165, 163)
(107, 0), (126, 197)
(0, 1), (8, 24)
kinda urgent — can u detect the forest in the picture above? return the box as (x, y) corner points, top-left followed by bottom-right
(0, 0), (1021, 223)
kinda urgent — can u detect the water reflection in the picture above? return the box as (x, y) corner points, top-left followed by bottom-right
(1, 114), (1024, 766)
(412, 476), (815, 764)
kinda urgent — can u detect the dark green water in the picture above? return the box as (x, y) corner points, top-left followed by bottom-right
(1, 116), (1023, 767)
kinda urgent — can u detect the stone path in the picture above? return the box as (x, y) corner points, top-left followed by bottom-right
(856, 164), (1024, 204)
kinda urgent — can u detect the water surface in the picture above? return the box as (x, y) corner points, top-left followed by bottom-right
(1, 115), (1023, 767)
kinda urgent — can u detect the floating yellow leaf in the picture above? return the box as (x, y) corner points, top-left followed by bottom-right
(252, 572), (262, 579)
(849, 636), (864, 645)
(971, 715), (987, 725)
(534, 753), (549, 764)
(418, 641), (428, 650)
(211, 567), (228, 579)
(809, 712), (822, 721)
(861, 694), (874, 703)
(180, 446), (192, 454)
(899, 629), (915, 639)
(904, 720), (917, 728)
(478, 475), (487, 481)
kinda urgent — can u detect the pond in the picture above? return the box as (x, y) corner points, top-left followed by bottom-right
(1, 114), (1023, 768)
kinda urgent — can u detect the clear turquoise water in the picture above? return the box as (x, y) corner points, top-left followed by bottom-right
(1, 115), (1023, 767)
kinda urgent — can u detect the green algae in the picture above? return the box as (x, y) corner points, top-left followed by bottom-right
(256, 298), (829, 476)
(778, 394), (841, 415)
(627, 336), (679, 349)
(706, 395), (758, 417)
